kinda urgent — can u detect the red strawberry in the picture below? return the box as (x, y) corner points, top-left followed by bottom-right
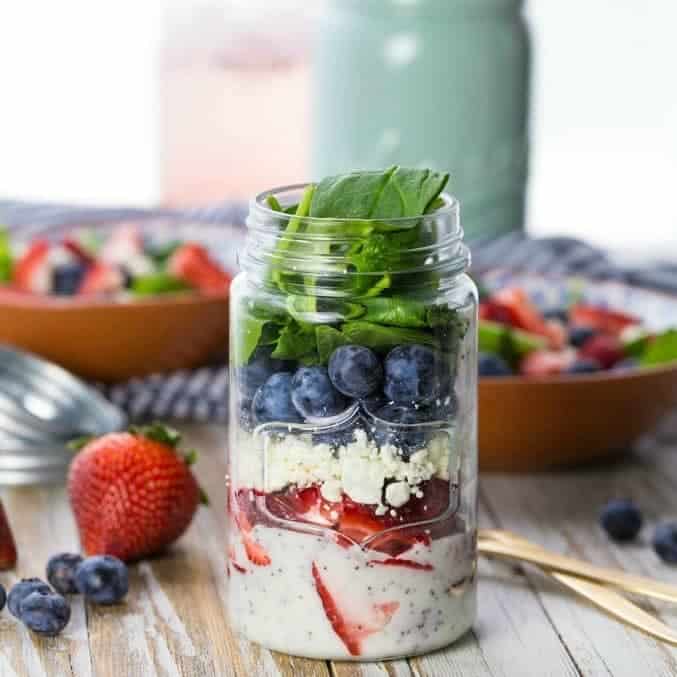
(77, 261), (124, 295)
(12, 240), (51, 293)
(0, 499), (17, 570)
(570, 305), (639, 337)
(228, 545), (247, 574)
(266, 486), (340, 527)
(63, 237), (96, 265)
(579, 333), (624, 369)
(520, 349), (576, 377)
(489, 288), (566, 349)
(68, 424), (205, 562)
(232, 489), (271, 566)
(367, 558), (433, 571)
(311, 561), (399, 656)
(168, 243), (231, 294)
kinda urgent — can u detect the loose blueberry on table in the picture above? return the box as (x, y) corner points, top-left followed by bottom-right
(74, 555), (129, 605)
(599, 499), (643, 542)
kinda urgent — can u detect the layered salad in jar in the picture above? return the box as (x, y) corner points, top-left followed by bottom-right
(227, 167), (478, 660)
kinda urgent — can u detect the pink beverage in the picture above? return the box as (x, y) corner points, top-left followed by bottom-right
(161, 1), (312, 205)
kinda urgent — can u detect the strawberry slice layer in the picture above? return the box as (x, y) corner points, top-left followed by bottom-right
(367, 558), (433, 571)
(311, 561), (399, 656)
(233, 492), (272, 567)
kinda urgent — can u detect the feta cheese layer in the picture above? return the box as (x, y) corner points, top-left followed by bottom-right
(233, 428), (455, 506)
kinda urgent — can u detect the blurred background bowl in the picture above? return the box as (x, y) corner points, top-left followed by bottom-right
(0, 290), (229, 383)
(0, 218), (239, 383)
(478, 271), (677, 471)
(479, 364), (677, 471)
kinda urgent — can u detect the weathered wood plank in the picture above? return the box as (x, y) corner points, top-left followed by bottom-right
(481, 452), (677, 677)
(0, 486), (90, 677)
(330, 659), (412, 676)
(410, 494), (580, 677)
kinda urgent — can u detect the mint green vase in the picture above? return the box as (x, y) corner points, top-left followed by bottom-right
(311, 0), (530, 239)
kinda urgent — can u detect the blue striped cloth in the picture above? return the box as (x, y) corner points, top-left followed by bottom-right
(3, 199), (676, 423)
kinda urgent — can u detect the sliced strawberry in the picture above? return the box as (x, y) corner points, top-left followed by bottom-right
(367, 558), (433, 571)
(579, 334), (624, 369)
(12, 240), (51, 294)
(311, 562), (399, 656)
(520, 349), (576, 377)
(233, 495), (271, 566)
(100, 223), (144, 264)
(489, 288), (566, 349)
(570, 304), (639, 337)
(62, 237), (96, 265)
(266, 486), (340, 527)
(338, 501), (393, 544)
(77, 261), (124, 296)
(0, 499), (17, 570)
(168, 243), (231, 294)
(228, 545), (247, 574)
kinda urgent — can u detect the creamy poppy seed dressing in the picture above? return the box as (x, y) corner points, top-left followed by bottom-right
(228, 170), (478, 660)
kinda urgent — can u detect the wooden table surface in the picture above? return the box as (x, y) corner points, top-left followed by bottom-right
(2, 421), (677, 677)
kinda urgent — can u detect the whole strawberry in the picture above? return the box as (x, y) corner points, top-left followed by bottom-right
(68, 424), (206, 562)
(0, 498), (17, 570)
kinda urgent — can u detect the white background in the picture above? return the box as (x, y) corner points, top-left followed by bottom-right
(0, 0), (675, 256)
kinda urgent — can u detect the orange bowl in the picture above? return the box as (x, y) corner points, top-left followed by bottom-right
(478, 271), (677, 471)
(0, 289), (229, 383)
(479, 365), (677, 471)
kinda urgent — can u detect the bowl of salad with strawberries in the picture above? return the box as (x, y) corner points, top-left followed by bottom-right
(477, 270), (677, 470)
(0, 221), (234, 382)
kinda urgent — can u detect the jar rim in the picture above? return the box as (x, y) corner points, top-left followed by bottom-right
(250, 181), (460, 228)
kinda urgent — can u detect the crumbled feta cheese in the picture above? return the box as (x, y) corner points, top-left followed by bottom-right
(320, 479), (342, 503)
(236, 427), (454, 504)
(385, 481), (411, 508)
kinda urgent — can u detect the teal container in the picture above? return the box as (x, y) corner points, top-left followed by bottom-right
(311, 0), (530, 239)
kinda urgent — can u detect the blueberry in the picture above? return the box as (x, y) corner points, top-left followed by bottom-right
(313, 419), (364, 449)
(613, 357), (639, 372)
(46, 553), (84, 595)
(19, 590), (71, 636)
(565, 358), (602, 374)
(239, 347), (294, 401)
(291, 367), (347, 419)
(569, 325), (597, 348)
(328, 345), (383, 399)
(478, 353), (512, 377)
(0, 583), (5, 612)
(384, 344), (445, 404)
(653, 523), (677, 564)
(75, 555), (129, 604)
(52, 262), (87, 295)
(599, 499), (643, 542)
(251, 372), (303, 425)
(373, 403), (426, 457)
(543, 307), (569, 323)
(8, 578), (52, 618)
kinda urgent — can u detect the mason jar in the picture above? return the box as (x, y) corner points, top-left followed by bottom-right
(227, 184), (478, 660)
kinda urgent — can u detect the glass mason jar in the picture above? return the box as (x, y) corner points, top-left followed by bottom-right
(227, 184), (478, 660)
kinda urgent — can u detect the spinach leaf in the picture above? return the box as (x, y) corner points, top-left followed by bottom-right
(316, 325), (351, 363)
(361, 297), (427, 328)
(131, 273), (191, 296)
(341, 321), (437, 352)
(235, 300), (289, 366)
(271, 321), (319, 363)
(641, 329), (677, 366)
(0, 228), (12, 282)
(309, 166), (449, 220)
